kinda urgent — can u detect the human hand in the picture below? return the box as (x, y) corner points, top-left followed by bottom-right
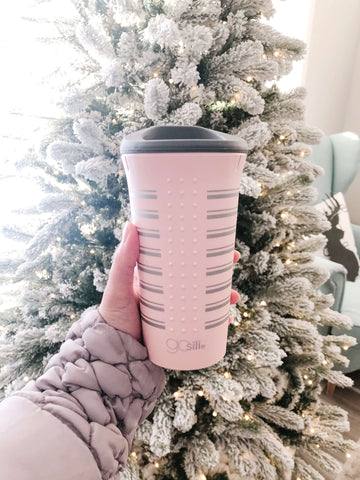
(98, 221), (241, 343)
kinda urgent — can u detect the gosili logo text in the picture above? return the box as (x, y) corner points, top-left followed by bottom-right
(166, 338), (206, 353)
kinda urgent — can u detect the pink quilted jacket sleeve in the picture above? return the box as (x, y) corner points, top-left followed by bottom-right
(0, 309), (166, 480)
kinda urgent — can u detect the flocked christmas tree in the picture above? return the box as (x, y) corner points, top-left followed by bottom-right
(0, 1), (358, 479)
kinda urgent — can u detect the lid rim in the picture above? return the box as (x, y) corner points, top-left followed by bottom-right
(120, 125), (248, 154)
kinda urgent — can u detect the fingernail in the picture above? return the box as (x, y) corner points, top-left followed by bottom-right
(122, 221), (130, 243)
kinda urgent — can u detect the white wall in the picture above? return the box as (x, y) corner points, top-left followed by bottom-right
(303, 0), (360, 224)
(303, 0), (360, 135)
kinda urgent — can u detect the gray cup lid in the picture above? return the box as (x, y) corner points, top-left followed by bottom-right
(120, 126), (248, 154)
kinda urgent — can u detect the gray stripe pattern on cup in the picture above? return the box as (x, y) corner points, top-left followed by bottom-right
(206, 227), (236, 238)
(134, 209), (159, 219)
(206, 280), (232, 294)
(137, 227), (160, 238)
(132, 189), (157, 199)
(141, 312), (165, 329)
(139, 296), (165, 312)
(137, 261), (162, 276)
(206, 243), (234, 257)
(207, 207), (238, 219)
(207, 188), (240, 199)
(206, 261), (233, 276)
(205, 296), (230, 312)
(139, 280), (163, 294)
(139, 246), (162, 257)
(205, 311), (230, 329)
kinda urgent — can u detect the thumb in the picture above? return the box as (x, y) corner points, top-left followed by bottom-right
(108, 221), (140, 292)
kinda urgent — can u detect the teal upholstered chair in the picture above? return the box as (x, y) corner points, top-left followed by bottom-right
(309, 132), (360, 374)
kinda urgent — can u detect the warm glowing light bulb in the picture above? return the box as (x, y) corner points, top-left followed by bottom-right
(244, 414), (250, 421)
(346, 453), (351, 458)
(169, 78), (174, 84)
(155, 462), (159, 468)
(200, 475), (207, 480)
(212, 411), (218, 417)
(279, 135), (285, 140)
(131, 452), (137, 457)
(153, 72), (159, 77)
(285, 259), (292, 265)
(310, 428), (315, 434)
(224, 372), (231, 379)
(343, 345), (349, 351)
(281, 212), (288, 219)
(260, 300), (267, 306)
(81, 200), (86, 206)
(247, 354), (253, 361)
(246, 75), (253, 82)
(308, 380), (313, 385)
(24, 376), (29, 382)
(322, 360), (328, 365)
(303, 375), (308, 379)
(173, 391), (180, 398)
(274, 51), (280, 57)
(90, 249), (95, 254)
(300, 151), (305, 157)
(243, 311), (249, 317)
(198, 390), (204, 396)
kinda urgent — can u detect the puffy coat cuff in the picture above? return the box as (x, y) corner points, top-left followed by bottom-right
(11, 308), (166, 480)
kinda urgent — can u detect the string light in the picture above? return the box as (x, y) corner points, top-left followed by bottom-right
(178, 41), (185, 54)
(246, 75), (253, 82)
(322, 360), (328, 365)
(303, 375), (308, 380)
(223, 371), (232, 379)
(316, 444), (320, 448)
(173, 391), (180, 398)
(243, 311), (250, 317)
(310, 428), (315, 434)
(300, 151), (305, 157)
(247, 353), (253, 361)
(279, 135), (286, 140)
(153, 72), (159, 77)
(70, 314), (76, 320)
(111, 119), (117, 125)
(90, 249), (95, 255)
(131, 452), (137, 458)
(308, 380), (313, 385)
(81, 200), (86, 206)
(274, 51), (280, 57)
(243, 414), (251, 421)
(200, 475), (207, 480)
(198, 390), (204, 396)
(286, 191), (292, 196)
(280, 212), (288, 219)
(212, 411), (218, 417)
(343, 345), (349, 351)
(275, 242), (281, 247)
(154, 462), (159, 468)
(169, 78), (174, 84)
(285, 259), (292, 265)
(346, 453), (351, 458)
(260, 300), (267, 306)
(24, 376), (29, 382)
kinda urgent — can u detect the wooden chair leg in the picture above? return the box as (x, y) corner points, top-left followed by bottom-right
(326, 381), (336, 395)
